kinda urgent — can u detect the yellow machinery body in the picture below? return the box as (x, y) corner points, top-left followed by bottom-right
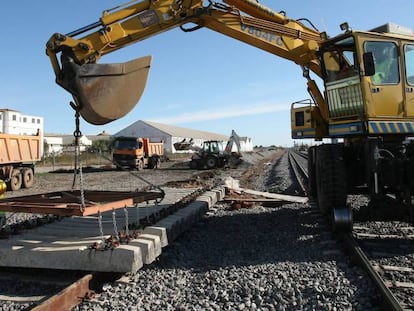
(46, 0), (414, 225)
(291, 29), (414, 141)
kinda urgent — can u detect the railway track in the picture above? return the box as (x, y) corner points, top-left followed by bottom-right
(0, 269), (96, 311)
(287, 148), (414, 310)
(341, 223), (414, 310)
(0, 183), (222, 310)
(1, 149), (413, 310)
(287, 149), (309, 195)
(0, 268), (128, 310)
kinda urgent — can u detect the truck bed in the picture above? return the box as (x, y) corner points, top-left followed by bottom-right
(0, 133), (41, 165)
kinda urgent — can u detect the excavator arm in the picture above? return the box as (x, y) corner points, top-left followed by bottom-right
(46, 0), (324, 125)
(224, 130), (242, 154)
(196, 3), (321, 75)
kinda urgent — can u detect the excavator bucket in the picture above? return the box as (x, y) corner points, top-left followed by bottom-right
(59, 56), (152, 125)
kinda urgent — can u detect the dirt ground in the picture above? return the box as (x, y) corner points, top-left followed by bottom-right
(5, 149), (285, 200)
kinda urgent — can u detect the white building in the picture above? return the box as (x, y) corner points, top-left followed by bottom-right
(232, 134), (254, 153)
(0, 108), (44, 156)
(0, 109), (43, 135)
(43, 131), (111, 156)
(114, 120), (231, 153)
(43, 136), (63, 155)
(60, 134), (92, 152)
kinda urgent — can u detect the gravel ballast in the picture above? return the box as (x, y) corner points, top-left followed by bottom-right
(0, 149), (384, 310)
(76, 203), (380, 311)
(75, 150), (381, 311)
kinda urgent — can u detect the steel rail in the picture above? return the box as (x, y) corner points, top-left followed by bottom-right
(31, 274), (94, 311)
(287, 149), (308, 194)
(340, 233), (404, 311)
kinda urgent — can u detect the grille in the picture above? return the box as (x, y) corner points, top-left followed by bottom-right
(326, 78), (364, 118)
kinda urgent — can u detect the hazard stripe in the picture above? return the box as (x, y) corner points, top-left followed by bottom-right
(369, 121), (414, 134)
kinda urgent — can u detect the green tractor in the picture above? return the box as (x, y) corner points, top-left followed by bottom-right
(189, 140), (227, 169)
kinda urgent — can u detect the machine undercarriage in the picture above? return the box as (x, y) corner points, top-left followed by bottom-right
(308, 138), (414, 232)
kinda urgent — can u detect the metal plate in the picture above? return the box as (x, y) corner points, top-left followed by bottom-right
(0, 190), (164, 216)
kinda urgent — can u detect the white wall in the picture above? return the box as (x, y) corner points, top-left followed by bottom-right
(224, 137), (254, 152)
(0, 110), (44, 156)
(240, 137), (254, 152)
(0, 110), (43, 135)
(44, 136), (63, 155)
(115, 121), (173, 152)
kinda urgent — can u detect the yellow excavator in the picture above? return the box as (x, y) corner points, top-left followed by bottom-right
(46, 0), (414, 231)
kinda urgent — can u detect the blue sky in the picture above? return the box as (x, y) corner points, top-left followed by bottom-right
(1, 1), (412, 146)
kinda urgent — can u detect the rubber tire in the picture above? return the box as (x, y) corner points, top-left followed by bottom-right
(22, 168), (34, 188)
(315, 144), (347, 215)
(149, 156), (160, 169)
(8, 168), (22, 191)
(136, 160), (144, 171)
(189, 161), (198, 169)
(205, 157), (218, 169)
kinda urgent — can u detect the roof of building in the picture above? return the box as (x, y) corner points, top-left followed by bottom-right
(45, 132), (112, 143)
(0, 108), (19, 113)
(115, 120), (229, 141)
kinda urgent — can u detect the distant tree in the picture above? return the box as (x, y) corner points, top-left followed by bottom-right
(43, 140), (49, 159)
(90, 139), (112, 153)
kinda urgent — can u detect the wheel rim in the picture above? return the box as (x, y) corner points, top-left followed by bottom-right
(206, 158), (217, 168)
(332, 207), (353, 232)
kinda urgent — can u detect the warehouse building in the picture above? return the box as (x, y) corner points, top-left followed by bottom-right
(113, 120), (232, 153)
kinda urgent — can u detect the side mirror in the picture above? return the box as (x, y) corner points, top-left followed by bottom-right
(363, 52), (375, 76)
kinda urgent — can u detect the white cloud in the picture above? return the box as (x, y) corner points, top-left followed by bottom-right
(153, 102), (289, 124)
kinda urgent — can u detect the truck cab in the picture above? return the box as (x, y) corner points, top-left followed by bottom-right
(112, 137), (163, 170)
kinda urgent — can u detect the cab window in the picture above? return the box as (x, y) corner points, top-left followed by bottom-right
(405, 44), (414, 85)
(321, 36), (359, 83)
(364, 41), (399, 84)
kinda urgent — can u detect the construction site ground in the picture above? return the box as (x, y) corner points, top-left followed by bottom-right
(0, 148), (283, 273)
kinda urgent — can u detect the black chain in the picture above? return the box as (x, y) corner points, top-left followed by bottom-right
(70, 101), (86, 211)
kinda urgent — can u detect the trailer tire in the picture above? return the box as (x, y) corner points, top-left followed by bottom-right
(149, 156), (160, 169)
(154, 158), (161, 169)
(136, 160), (144, 171)
(8, 168), (22, 191)
(22, 168), (34, 188)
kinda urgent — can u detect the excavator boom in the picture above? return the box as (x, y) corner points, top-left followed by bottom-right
(46, 0), (322, 125)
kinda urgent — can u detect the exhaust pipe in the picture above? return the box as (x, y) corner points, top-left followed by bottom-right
(57, 55), (152, 125)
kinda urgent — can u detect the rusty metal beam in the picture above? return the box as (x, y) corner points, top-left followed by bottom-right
(0, 190), (164, 216)
(31, 274), (93, 311)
